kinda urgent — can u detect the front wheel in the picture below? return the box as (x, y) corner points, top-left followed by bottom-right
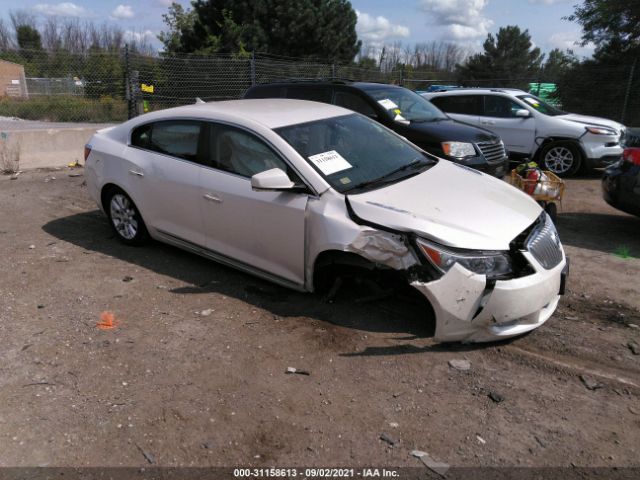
(105, 188), (149, 246)
(540, 141), (582, 178)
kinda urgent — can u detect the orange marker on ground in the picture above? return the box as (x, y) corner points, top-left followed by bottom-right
(97, 311), (118, 330)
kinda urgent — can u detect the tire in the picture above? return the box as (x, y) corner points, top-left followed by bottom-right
(104, 187), (149, 246)
(540, 141), (582, 178)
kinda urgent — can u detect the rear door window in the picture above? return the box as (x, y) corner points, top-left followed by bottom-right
(482, 95), (523, 118)
(146, 121), (203, 162)
(334, 91), (377, 118)
(431, 95), (482, 115)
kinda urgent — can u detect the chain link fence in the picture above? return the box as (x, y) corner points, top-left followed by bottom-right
(1, 47), (639, 128)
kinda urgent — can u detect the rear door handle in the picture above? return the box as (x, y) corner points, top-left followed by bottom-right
(128, 169), (144, 177)
(203, 193), (223, 203)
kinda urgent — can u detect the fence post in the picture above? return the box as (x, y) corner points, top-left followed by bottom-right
(621, 58), (637, 125)
(124, 44), (136, 120)
(331, 63), (336, 79)
(250, 52), (256, 86)
(400, 64), (405, 87)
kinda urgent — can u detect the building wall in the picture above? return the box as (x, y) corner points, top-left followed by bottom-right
(0, 60), (28, 98)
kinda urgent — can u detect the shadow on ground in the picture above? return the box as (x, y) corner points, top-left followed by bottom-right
(556, 211), (640, 257)
(43, 210), (436, 341)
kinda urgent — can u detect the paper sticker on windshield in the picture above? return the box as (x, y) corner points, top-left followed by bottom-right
(523, 97), (540, 107)
(378, 98), (398, 110)
(308, 150), (352, 175)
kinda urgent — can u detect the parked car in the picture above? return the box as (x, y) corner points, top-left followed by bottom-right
(422, 88), (626, 177)
(244, 80), (509, 178)
(602, 147), (640, 217)
(85, 99), (568, 343)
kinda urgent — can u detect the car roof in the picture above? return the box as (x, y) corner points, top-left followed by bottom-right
(128, 98), (352, 130)
(424, 88), (527, 96)
(248, 80), (403, 91)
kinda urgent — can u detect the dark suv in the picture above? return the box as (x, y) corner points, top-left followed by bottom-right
(244, 80), (509, 177)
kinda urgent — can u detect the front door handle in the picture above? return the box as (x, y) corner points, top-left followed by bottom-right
(128, 169), (144, 177)
(203, 193), (223, 203)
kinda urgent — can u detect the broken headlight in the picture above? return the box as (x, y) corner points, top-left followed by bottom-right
(416, 238), (512, 279)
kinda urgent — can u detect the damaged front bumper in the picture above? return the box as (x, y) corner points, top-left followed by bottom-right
(411, 251), (568, 343)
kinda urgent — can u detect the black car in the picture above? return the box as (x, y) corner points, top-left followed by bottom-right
(244, 80), (509, 177)
(602, 147), (640, 217)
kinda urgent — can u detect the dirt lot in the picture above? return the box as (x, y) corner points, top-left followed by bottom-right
(0, 168), (639, 470)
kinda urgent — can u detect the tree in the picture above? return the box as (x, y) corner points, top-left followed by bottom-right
(158, 2), (198, 53)
(566, 0), (640, 58)
(163, 0), (361, 62)
(541, 48), (577, 82)
(457, 26), (543, 89)
(553, 1), (640, 125)
(16, 25), (42, 51)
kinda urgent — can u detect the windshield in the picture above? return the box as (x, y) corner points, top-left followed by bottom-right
(517, 94), (565, 116)
(276, 114), (435, 193)
(365, 87), (449, 123)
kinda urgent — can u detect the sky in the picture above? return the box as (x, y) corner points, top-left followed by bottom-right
(0, 0), (595, 58)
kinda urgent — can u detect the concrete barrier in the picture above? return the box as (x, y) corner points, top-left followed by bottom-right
(0, 122), (112, 170)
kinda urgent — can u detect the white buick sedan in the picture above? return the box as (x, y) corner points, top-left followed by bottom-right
(85, 99), (568, 342)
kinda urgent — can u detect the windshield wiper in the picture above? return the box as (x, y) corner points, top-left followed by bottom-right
(411, 117), (447, 123)
(346, 159), (431, 192)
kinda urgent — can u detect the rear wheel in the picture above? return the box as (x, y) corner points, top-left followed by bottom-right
(104, 188), (149, 245)
(540, 141), (582, 177)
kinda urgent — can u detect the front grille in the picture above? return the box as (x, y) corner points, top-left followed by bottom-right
(525, 214), (563, 269)
(477, 140), (506, 164)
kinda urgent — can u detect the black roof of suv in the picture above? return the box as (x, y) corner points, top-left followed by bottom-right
(244, 80), (509, 177)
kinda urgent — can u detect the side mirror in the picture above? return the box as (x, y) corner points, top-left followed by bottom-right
(251, 168), (295, 191)
(515, 109), (531, 118)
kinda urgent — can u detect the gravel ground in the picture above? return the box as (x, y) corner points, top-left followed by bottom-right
(0, 168), (638, 469)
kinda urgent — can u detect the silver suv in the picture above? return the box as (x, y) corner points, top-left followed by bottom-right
(422, 88), (626, 177)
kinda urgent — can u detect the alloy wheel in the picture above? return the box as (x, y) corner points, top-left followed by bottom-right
(544, 146), (575, 175)
(110, 193), (138, 240)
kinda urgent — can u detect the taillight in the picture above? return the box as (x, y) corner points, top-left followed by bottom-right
(84, 144), (92, 161)
(622, 148), (640, 166)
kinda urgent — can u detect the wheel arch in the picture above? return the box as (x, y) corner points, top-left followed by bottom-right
(310, 249), (383, 292)
(100, 183), (123, 212)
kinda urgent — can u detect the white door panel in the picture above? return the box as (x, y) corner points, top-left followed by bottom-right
(479, 117), (535, 154)
(127, 147), (204, 246)
(200, 169), (307, 285)
(480, 95), (536, 155)
(447, 112), (481, 127)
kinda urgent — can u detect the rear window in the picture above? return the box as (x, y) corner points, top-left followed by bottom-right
(131, 124), (152, 149)
(244, 85), (285, 99)
(286, 86), (332, 103)
(431, 95), (482, 115)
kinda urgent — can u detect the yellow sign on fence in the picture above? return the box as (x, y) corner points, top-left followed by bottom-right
(141, 83), (154, 93)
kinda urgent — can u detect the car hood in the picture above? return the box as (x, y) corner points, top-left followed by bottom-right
(400, 118), (498, 144)
(560, 113), (624, 132)
(347, 160), (542, 251)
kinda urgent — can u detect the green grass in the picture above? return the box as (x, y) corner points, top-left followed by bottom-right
(613, 245), (635, 259)
(0, 95), (127, 123)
